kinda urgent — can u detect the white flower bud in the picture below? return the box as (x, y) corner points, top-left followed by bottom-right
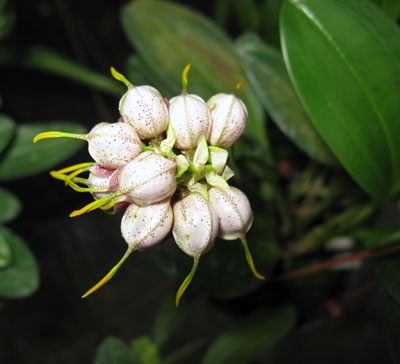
(172, 193), (219, 306)
(33, 122), (143, 169)
(209, 186), (264, 280)
(173, 193), (219, 257)
(81, 199), (173, 299)
(208, 186), (252, 240)
(87, 171), (113, 200)
(87, 122), (144, 169)
(121, 200), (173, 251)
(118, 151), (177, 206)
(207, 93), (248, 148)
(119, 86), (169, 140)
(169, 94), (212, 150)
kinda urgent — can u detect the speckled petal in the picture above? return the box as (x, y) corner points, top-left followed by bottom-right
(120, 86), (169, 139)
(209, 186), (253, 240)
(169, 94), (212, 150)
(207, 93), (247, 148)
(87, 122), (143, 169)
(172, 193), (218, 257)
(118, 151), (177, 206)
(121, 200), (173, 251)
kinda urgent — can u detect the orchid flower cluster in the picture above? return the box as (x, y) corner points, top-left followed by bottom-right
(33, 65), (264, 306)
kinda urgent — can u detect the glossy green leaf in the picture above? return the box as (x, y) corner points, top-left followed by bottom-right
(0, 47), (124, 97)
(0, 226), (39, 298)
(131, 336), (161, 364)
(372, 0), (400, 20)
(121, 0), (268, 147)
(151, 210), (278, 299)
(235, 33), (337, 167)
(152, 292), (189, 348)
(201, 305), (297, 364)
(280, 0), (400, 200)
(0, 230), (12, 268)
(361, 227), (400, 304)
(0, 187), (21, 223)
(0, 114), (15, 154)
(0, 121), (86, 181)
(95, 337), (139, 364)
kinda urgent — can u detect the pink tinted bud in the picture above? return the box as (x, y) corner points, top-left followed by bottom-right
(118, 151), (177, 206)
(89, 164), (115, 178)
(169, 94), (212, 150)
(121, 200), (173, 251)
(88, 122), (143, 169)
(207, 93), (248, 148)
(119, 86), (169, 139)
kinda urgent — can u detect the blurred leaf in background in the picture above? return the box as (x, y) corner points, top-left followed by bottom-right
(0, 118), (86, 300)
(201, 305), (297, 364)
(120, 0), (268, 149)
(280, 0), (400, 201)
(235, 32), (337, 167)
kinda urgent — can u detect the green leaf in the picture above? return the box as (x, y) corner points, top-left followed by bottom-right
(201, 305), (297, 364)
(280, 0), (400, 200)
(0, 121), (86, 181)
(131, 336), (161, 364)
(0, 114), (15, 154)
(121, 0), (268, 147)
(355, 226), (400, 249)
(125, 56), (173, 98)
(372, 0), (400, 20)
(0, 226), (39, 298)
(235, 33), (337, 167)
(95, 337), (139, 364)
(153, 292), (189, 348)
(0, 47), (124, 97)
(0, 230), (12, 268)
(0, 187), (21, 223)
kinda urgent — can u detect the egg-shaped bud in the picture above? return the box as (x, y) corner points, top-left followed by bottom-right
(207, 93), (248, 148)
(33, 122), (143, 169)
(67, 152), (176, 217)
(172, 193), (219, 306)
(118, 151), (177, 206)
(209, 186), (252, 240)
(169, 94), (212, 150)
(87, 171), (113, 200)
(209, 187), (264, 280)
(119, 86), (169, 140)
(121, 200), (173, 251)
(81, 200), (173, 299)
(87, 122), (144, 169)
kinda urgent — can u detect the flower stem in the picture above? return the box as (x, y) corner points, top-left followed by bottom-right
(176, 256), (199, 307)
(81, 248), (133, 298)
(240, 235), (265, 280)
